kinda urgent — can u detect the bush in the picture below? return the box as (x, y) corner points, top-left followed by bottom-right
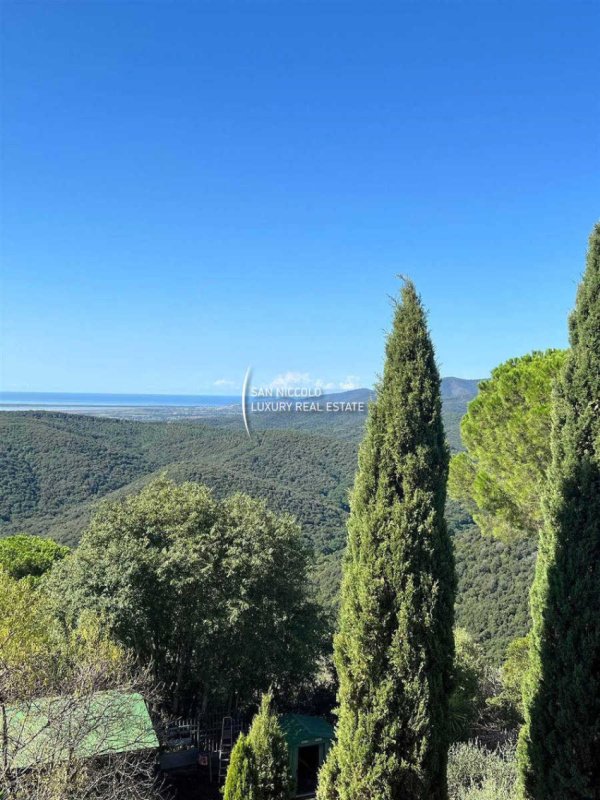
(224, 733), (258, 800)
(448, 741), (516, 800)
(225, 694), (292, 800)
(247, 694), (292, 800)
(316, 745), (339, 800)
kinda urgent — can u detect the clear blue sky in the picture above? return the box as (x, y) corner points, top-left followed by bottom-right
(1, 1), (598, 394)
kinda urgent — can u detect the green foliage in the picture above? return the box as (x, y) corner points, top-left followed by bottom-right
(452, 516), (534, 662)
(0, 570), (128, 701)
(224, 696), (292, 800)
(316, 744), (339, 800)
(449, 350), (566, 541)
(0, 414), (356, 554)
(1, 387), (532, 667)
(224, 733), (259, 800)
(0, 570), (160, 799)
(323, 283), (455, 800)
(518, 223), (600, 798)
(47, 478), (323, 713)
(499, 636), (528, 715)
(448, 742), (516, 800)
(449, 630), (487, 742)
(0, 534), (68, 580)
(448, 629), (523, 745)
(482, 643), (527, 734)
(0, 569), (56, 697)
(246, 694), (292, 800)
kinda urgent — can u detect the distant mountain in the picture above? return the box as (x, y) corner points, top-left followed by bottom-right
(249, 378), (479, 406)
(318, 388), (374, 403)
(0, 383), (476, 548)
(440, 377), (481, 400)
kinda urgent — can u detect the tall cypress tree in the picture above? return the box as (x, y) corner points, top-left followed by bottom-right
(518, 223), (600, 799)
(319, 281), (455, 800)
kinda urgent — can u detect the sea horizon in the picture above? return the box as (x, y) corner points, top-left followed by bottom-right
(0, 391), (241, 408)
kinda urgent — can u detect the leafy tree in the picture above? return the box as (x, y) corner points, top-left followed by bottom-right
(0, 535), (68, 580)
(320, 282), (455, 800)
(517, 223), (600, 799)
(247, 694), (292, 800)
(0, 569), (130, 702)
(224, 733), (259, 800)
(449, 350), (566, 541)
(48, 478), (323, 713)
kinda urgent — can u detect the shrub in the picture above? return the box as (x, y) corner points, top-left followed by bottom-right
(224, 733), (258, 800)
(247, 694), (292, 800)
(448, 741), (516, 800)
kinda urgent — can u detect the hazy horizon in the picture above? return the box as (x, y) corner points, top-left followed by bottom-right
(0, 376), (482, 408)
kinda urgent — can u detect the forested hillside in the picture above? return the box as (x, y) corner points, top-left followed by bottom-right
(0, 376), (533, 662)
(0, 413), (356, 552)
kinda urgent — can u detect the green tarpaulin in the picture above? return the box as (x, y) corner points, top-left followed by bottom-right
(1, 690), (158, 771)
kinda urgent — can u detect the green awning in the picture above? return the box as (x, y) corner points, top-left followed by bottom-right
(1, 690), (158, 771)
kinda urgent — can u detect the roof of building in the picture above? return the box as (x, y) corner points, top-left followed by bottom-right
(279, 714), (334, 749)
(1, 690), (158, 771)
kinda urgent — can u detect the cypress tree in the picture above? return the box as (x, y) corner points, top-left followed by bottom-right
(247, 694), (292, 800)
(224, 733), (259, 800)
(518, 223), (600, 799)
(319, 281), (455, 800)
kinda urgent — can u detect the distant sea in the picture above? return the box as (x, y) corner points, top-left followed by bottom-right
(0, 392), (240, 408)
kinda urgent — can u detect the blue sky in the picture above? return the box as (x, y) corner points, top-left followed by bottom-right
(1, 1), (598, 394)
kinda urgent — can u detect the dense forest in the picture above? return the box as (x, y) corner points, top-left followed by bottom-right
(0, 376), (533, 662)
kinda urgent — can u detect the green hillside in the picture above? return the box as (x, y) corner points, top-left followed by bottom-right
(0, 378), (533, 662)
(0, 413), (356, 552)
